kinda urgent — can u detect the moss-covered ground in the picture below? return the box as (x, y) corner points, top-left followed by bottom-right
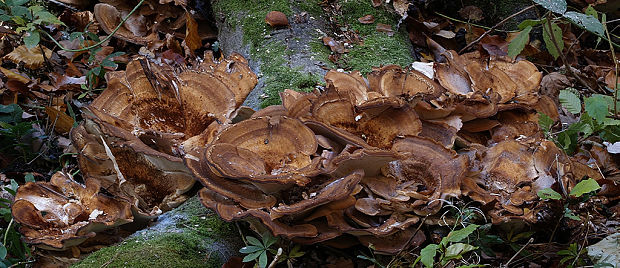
(213, 0), (414, 107)
(71, 197), (237, 268)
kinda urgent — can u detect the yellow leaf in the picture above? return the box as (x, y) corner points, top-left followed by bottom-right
(185, 12), (202, 54)
(45, 106), (74, 134)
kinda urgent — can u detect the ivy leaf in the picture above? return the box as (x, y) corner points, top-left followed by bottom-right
(23, 30), (40, 49)
(534, 0), (567, 14)
(543, 22), (564, 60)
(420, 244), (439, 268)
(24, 173), (35, 183)
(10, 5), (28, 17)
(508, 26), (532, 59)
(563, 11), (604, 36)
(585, 94), (610, 122)
(446, 224), (479, 243)
(537, 188), (562, 200)
(570, 178), (601, 197)
(559, 89), (581, 114)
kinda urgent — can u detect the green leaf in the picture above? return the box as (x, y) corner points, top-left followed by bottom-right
(564, 207), (580, 220)
(0, 243), (6, 259)
(444, 243), (478, 260)
(242, 250), (263, 262)
(563, 11), (605, 36)
(262, 232), (277, 248)
(11, 0), (30, 6)
(258, 251), (268, 268)
(508, 26), (532, 59)
(420, 244), (439, 268)
(570, 178), (600, 197)
(34, 10), (63, 25)
(24, 173), (35, 183)
(537, 188), (562, 200)
(239, 246), (263, 254)
(559, 89), (581, 114)
(585, 5), (598, 20)
(10, 5), (28, 17)
(585, 94), (610, 122)
(538, 112), (554, 136)
(23, 30), (40, 49)
(543, 22), (564, 60)
(534, 0), (567, 14)
(446, 224), (480, 243)
(518, 19), (544, 30)
(246, 236), (262, 247)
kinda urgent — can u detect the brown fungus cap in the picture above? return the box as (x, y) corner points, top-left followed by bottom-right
(205, 116), (319, 192)
(12, 172), (133, 250)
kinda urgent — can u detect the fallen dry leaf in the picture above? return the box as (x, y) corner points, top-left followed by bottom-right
(376, 23), (393, 36)
(0, 67), (30, 84)
(605, 70), (617, 89)
(265, 11), (289, 27)
(185, 12), (202, 53)
(4, 45), (52, 69)
(358, 14), (375, 24)
(45, 106), (75, 134)
(371, 0), (381, 7)
(322, 36), (345, 53)
(393, 0), (410, 17)
(458, 6), (484, 22)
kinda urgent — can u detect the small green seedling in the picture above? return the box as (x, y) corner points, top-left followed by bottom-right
(240, 232), (278, 268)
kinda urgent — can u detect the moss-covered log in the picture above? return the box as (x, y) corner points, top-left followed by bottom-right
(211, 0), (415, 108)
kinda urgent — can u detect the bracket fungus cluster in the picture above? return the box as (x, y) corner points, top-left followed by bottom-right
(12, 52), (257, 250)
(182, 51), (597, 254)
(12, 50), (602, 254)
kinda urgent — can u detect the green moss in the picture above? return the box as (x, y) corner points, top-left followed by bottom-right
(338, 0), (398, 35)
(213, 0), (326, 107)
(341, 32), (413, 74)
(72, 233), (220, 268)
(72, 197), (239, 268)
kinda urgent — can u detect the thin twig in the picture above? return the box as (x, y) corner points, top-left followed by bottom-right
(570, 213), (591, 267)
(434, 12), (518, 32)
(503, 237), (534, 268)
(604, 16), (619, 116)
(38, 43), (53, 72)
(235, 222), (248, 246)
(41, 0), (146, 52)
(459, 4), (537, 54)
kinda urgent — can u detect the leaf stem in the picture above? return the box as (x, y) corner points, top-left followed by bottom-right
(41, 0), (146, 52)
(3, 218), (13, 246)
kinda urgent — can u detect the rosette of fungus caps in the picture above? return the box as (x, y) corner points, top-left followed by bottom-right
(71, 52), (257, 218)
(11, 172), (133, 250)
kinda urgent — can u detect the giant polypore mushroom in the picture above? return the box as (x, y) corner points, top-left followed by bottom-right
(12, 172), (133, 250)
(71, 53), (257, 217)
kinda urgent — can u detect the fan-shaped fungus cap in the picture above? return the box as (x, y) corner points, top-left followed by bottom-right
(72, 55), (257, 217)
(12, 172), (133, 250)
(367, 65), (443, 101)
(205, 116), (319, 192)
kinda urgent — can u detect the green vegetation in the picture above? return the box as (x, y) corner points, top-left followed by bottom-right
(539, 88), (620, 154)
(73, 197), (237, 268)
